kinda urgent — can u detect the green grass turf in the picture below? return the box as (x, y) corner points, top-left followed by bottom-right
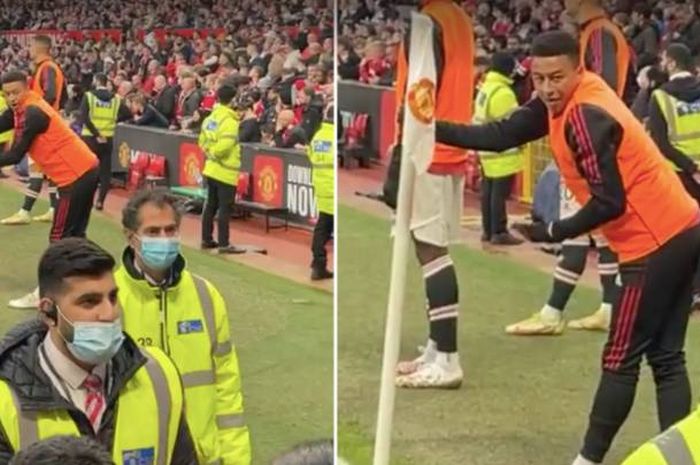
(0, 184), (333, 465)
(338, 205), (700, 465)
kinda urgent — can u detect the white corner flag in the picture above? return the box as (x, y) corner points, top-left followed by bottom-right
(373, 12), (437, 465)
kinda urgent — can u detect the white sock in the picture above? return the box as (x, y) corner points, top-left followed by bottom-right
(600, 303), (612, 319)
(19, 208), (29, 215)
(572, 454), (599, 465)
(540, 304), (563, 321)
(435, 351), (460, 370)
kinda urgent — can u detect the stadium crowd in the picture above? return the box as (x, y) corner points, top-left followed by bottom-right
(0, 0), (334, 148)
(338, 0), (700, 97)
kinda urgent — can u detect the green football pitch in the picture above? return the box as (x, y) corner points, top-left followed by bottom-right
(0, 184), (333, 465)
(338, 205), (700, 465)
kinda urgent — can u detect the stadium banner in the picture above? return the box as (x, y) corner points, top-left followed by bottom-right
(338, 79), (396, 160)
(112, 124), (316, 225)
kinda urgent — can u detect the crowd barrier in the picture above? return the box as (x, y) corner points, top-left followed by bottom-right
(338, 80), (396, 160)
(111, 124), (317, 226)
(339, 80), (554, 203)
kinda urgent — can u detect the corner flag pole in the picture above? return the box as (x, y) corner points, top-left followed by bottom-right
(373, 12), (436, 465)
(372, 136), (416, 465)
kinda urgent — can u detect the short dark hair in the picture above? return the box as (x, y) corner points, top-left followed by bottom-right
(94, 73), (108, 86)
(217, 84), (237, 103)
(9, 435), (114, 465)
(272, 440), (333, 465)
(33, 35), (52, 51)
(38, 238), (116, 299)
(491, 52), (516, 77)
(121, 187), (182, 231)
(531, 31), (580, 63)
(1, 70), (27, 85)
(665, 43), (694, 72)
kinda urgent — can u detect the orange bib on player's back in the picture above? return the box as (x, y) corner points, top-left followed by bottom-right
(579, 16), (630, 98)
(549, 73), (698, 263)
(395, 0), (474, 170)
(31, 59), (65, 111)
(18, 91), (97, 187)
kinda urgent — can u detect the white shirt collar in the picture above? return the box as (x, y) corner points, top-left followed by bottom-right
(42, 332), (106, 390)
(671, 71), (693, 81)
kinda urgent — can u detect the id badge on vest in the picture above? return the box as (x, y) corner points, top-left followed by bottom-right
(122, 447), (155, 465)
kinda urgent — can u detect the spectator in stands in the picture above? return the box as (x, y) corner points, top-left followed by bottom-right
(296, 87), (324, 142)
(117, 80), (134, 98)
(238, 96), (262, 144)
(631, 4), (660, 68)
(674, 4), (700, 55)
(359, 40), (392, 86)
(9, 436), (113, 465)
(126, 92), (169, 128)
(337, 37), (361, 80)
(174, 69), (202, 129)
(153, 74), (177, 122)
(274, 109), (306, 149)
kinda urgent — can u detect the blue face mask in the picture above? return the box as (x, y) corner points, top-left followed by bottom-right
(138, 236), (180, 271)
(57, 306), (125, 366)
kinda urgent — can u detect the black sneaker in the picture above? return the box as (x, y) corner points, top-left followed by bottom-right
(218, 245), (247, 254)
(201, 240), (219, 250)
(491, 232), (524, 246)
(311, 268), (334, 281)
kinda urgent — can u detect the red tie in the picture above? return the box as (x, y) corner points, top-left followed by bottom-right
(83, 374), (105, 431)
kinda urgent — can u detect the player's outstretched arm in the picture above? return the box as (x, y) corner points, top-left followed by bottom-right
(436, 96), (549, 152)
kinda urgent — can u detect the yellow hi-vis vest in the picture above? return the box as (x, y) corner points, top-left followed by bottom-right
(0, 346), (183, 465)
(473, 71), (524, 178)
(0, 95), (13, 145)
(115, 265), (251, 465)
(652, 88), (700, 172)
(308, 122), (335, 215)
(622, 405), (700, 465)
(199, 104), (241, 187)
(81, 91), (121, 138)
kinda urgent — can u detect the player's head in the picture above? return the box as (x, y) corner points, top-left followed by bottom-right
(37, 238), (121, 369)
(531, 31), (582, 115)
(122, 188), (182, 274)
(661, 43), (694, 76)
(9, 435), (114, 465)
(1, 70), (29, 110)
(564, 0), (602, 22)
(30, 35), (52, 62)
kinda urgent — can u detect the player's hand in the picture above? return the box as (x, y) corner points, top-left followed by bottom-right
(512, 222), (555, 243)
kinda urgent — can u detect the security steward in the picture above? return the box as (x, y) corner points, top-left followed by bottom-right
(308, 105), (335, 281)
(198, 84), (244, 255)
(79, 73), (130, 211)
(435, 31), (700, 465)
(115, 188), (251, 465)
(622, 405), (700, 464)
(0, 238), (197, 465)
(473, 52), (523, 246)
(649, 43), (700, 202)
(648, 43), (700, 312)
